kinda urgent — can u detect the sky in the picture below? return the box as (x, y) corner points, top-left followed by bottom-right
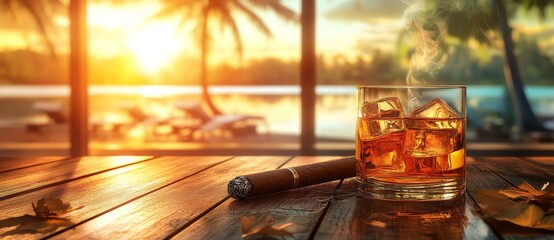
(0, 0), (408, 74)
(1, 0), (554, 76)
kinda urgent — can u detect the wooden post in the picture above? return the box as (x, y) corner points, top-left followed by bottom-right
(300, 0), (316, 155)
(69, 0), (88, 156)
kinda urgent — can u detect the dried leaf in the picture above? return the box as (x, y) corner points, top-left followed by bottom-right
(489, 203), (544, 228)
(256, 224), (294, 238)
(535, 214), (554, 231)
(478, 182), (554, 232)
(518, 182), (544, 196)
(240, 215), (271, 237)
(240, 215), (256, 233)
(240, 215), (293, 238)
(498, 188), (535, 200)
(367, 220), (386, 228)
(475, 190), (516, 212)
(31, 197), (82, 217)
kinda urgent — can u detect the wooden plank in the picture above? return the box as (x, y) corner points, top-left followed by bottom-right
(0, 156), (67, 173)
(50, 156), (292, 239)
(0, 156), (151, 201)
(465, 157), (515, 193)
(313, 157), (500, 239)
(172, 156), (344, 239)
(523, 156), (554, 169)
(0, 156), (230, 239)
(477, 157), (554, 189)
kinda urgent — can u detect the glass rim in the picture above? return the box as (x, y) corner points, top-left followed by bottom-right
(357, 85), (466, 89)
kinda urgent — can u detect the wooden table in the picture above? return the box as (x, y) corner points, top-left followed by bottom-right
(0, 156), (552, 239)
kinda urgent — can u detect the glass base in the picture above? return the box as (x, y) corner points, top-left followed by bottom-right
(357, 178), (465, 201)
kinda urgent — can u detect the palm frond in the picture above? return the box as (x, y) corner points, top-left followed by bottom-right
(150, 0), (198, 21)
(231, 0), (271, 37)
(197, 5), (213, 53)
(4, 0), (22, 23)
(218, 3), (243, 58)
(44, 0), (65, 13)
(21, 0), (56, 55)
(246, 0), (297, 22)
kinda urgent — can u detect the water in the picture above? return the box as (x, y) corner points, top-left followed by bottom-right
(0, 85), (552, 140)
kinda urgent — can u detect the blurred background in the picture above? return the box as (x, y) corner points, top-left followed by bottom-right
(0, 0), (552, 156)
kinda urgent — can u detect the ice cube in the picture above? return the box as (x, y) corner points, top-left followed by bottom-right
(404, 125), (462, 157)
(404, 98), (463, 157)
(415, 156), (435, 173)
(411, 98), (459, 129)
(411, 98), (458, 119)
(434, 155), (451, 172)
(358, 131), (408, 173)
(358, 97), (405, 139)
(360, 97), (403, 118)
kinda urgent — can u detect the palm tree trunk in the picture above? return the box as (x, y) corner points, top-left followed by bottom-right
(494, 0), (548, 137)
(200, 11), (222, 116)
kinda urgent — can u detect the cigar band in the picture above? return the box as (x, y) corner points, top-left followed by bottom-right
(287, 167), (300, 188)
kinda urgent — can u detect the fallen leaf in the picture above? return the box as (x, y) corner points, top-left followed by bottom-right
(535, 214), (554, 231)
(498, 188), (535, 200)
(367, 220), (386, 228)
(255, 223), (293, 238)
(488, 203), (544, 229)
(240, 215), (293, 238)
(31, 197), (82, 217)
(518, 182), (545, 196)
(478, 182), (554, 232)
(475, 190), (516, 212)
(498, 182), (554, 202)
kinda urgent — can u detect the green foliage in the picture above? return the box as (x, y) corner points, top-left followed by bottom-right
(516, 34), (554, 84)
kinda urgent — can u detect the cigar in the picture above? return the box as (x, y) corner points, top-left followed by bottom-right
(228, 156), (357, 199)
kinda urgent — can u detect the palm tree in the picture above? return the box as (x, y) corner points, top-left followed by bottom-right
(154, 0), (297, 115)
(428, 0), (553, 137)
(0, 0), (65, 56)
(493, 0), (553, 135)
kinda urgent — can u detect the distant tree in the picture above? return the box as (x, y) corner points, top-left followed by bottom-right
(437, 43), (476, 84)
(0, 49), (67, 84)
(476, 55), (505, 85)
(516, 34), (554, 84)
(368, 50), (395, 83)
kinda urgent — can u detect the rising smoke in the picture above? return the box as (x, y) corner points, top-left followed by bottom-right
(402, 0), (449, 85)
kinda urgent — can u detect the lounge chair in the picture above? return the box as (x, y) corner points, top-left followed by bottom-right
(120, 106), (174, 141)
(25, 101), (67, 135)
(173, 101), (269, 140)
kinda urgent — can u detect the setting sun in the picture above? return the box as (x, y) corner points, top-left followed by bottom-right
(128, 23), (186, 75)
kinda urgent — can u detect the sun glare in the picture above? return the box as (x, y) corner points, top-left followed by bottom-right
(128, 23), (185, 75)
